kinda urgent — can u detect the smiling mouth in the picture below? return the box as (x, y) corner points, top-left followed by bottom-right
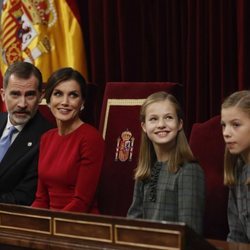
(155, 131), (169, 136)
(58, 108), (73, 115)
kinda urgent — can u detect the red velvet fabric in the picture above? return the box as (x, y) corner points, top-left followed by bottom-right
(38, 105), (56, 126)
(78, 0), (250, 136)
(98, 82), (180, 216)
(189, 115), (229, 240)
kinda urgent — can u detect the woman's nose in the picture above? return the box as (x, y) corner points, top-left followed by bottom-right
(157, 118), (165, 127)
(222, 125), (231, 138)
(61, 95), (69, 105)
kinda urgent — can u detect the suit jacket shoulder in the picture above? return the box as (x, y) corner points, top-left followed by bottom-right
(24, 111), (54, 134)
(0, 111), (54, 205)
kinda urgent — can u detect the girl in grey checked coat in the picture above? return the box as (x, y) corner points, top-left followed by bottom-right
(127, 91), (205, 235)
(221, 90), (250, 243)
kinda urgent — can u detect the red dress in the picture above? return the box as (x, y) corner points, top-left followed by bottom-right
(32, 123), (105, 213)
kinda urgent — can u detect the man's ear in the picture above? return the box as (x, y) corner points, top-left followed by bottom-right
(0, 88), (5, 102)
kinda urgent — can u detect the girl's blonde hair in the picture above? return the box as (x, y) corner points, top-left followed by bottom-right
(222, 90), (250, 186)
(134, 91), (196, 181)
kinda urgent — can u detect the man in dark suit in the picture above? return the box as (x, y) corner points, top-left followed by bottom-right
(0, 61), (53, 205)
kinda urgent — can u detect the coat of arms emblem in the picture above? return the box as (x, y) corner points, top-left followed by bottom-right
(1, 0), (56, 65)
(115, 129), (135, 162)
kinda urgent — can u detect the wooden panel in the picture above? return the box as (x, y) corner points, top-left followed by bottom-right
(0, 210), (51, 234)
(115, 225), (182, 250)
(0, 204), (220, 250)
(54, 218), (112, 243)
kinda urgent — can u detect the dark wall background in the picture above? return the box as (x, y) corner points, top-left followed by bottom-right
(1, 1), (249, 133)
(71, 0), (250, 134)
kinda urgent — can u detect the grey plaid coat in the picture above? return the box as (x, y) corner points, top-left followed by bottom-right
(127, 161), (205, 235)
(227, 162), (250, 243)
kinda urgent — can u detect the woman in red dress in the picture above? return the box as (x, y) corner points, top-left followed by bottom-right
(32, 67), (105, 213)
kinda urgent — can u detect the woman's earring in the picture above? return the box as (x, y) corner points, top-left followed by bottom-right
(80, 105), (84, 111)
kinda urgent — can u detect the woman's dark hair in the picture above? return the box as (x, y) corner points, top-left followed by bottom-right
(45, 67), (86, 103)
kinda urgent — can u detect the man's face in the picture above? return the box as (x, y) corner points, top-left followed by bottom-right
(0, 74), (42, 125)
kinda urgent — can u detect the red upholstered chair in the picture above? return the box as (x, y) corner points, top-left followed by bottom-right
(189, 115), (229, 240)
(97, 82), (181, 216)
(38, 103), (56, 126)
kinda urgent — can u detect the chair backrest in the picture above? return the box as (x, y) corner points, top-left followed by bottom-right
(97, 82), (181, 216)
(189, 115), (229, 240)
(38, 103), (56, 126)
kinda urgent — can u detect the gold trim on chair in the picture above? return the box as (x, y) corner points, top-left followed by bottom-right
(102, 98), (145, 139)
(40, 99), (47, 105)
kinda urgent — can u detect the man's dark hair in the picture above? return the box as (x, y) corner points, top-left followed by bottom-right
(3, 61), (43, 92)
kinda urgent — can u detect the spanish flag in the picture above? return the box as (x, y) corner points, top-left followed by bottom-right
(0, 0), (88, 110)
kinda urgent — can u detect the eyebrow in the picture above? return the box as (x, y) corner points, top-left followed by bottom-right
(25, 90), (37, 95)
(9, 90), (37, 95)
(53, 88), (80, 93)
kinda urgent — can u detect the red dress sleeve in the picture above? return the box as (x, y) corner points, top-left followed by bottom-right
(32, 177), (50, 208)
(62, 128), (105, 212)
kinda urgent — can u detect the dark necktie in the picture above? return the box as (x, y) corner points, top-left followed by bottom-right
(0, 126), (17, 162)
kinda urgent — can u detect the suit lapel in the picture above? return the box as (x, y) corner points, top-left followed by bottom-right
(0, 114), (10, 176)
(0, 128), (37, 170)
(0, 113), (40, 176)
(0, 114), (7, 135)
